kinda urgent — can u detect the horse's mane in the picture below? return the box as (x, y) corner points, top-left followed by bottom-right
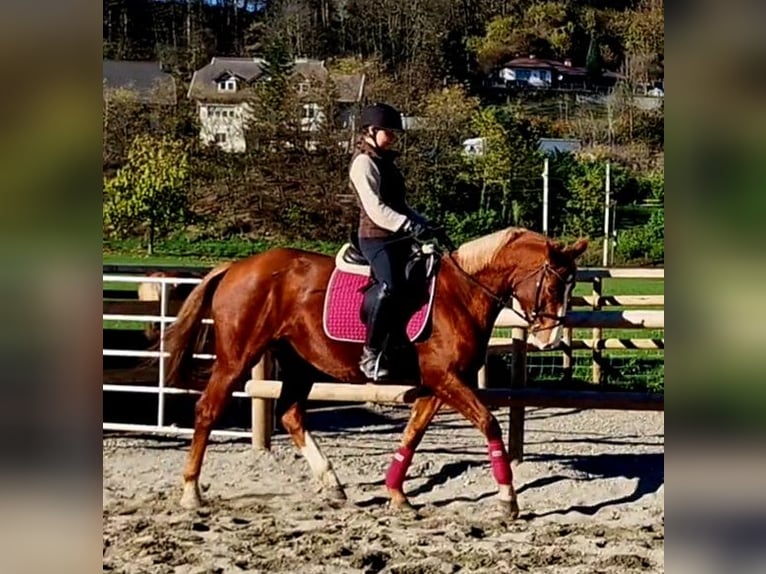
(454, 227), (528, 274)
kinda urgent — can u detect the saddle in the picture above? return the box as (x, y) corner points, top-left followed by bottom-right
(334, 232), (439, 284)
(340, 233), (368, 267)
(324, 235), (440, 349)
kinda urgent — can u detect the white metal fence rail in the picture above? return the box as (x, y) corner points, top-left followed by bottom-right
(103, 273), (254, 439)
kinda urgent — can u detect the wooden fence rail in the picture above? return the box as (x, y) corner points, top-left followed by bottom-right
(244, 358), (665, 455)
(244, 380), (664, 408)
(245, 305), (664, 459)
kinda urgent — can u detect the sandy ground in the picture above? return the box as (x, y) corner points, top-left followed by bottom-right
(103, 405), (664, 573)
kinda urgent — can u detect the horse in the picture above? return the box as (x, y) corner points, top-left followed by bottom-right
(137, 271), (199, 341)
(162, 227), (588, 517)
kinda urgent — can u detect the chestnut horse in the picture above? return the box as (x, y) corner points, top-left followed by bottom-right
(163, 227), (588, 517)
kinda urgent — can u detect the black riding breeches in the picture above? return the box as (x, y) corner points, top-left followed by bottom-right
(357, 235), (415, 351)
(357, 236), (413, 296)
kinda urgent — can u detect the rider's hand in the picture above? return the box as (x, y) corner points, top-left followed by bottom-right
(403, 218), (430, 238)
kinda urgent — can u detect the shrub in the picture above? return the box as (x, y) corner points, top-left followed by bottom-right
(615, 209), (664, 263)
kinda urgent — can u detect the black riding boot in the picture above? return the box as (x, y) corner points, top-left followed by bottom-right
(359, 282), (395, 380)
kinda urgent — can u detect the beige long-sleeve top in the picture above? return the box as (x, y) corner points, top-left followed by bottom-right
(349, 153), (409, 233)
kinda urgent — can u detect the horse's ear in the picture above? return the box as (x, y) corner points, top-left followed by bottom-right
(550, 240), (565, 251)
(545, 240), (565, 259)
(563, 238), (589, 260)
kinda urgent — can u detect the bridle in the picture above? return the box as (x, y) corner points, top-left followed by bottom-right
(442, 249), (573, 330)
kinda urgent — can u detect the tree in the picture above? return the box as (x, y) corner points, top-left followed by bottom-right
(103, 134), (191, 254)
(561, 159), (607, 238)
(462, 107), (511, 216)
(625, 0), (664, 82)
(468, 15), (533, 72)
(458, 106), (545, 230)
(245, 37), (297, 147)
(585, 33), (603, 81)
(398, 84), (480, 223)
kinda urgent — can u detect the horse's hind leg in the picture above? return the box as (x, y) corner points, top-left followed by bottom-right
(275, 353), (346, 501)
(280, 401), (346, 502)
(385, 395), (442, 510)
(180, 357), (256, 509)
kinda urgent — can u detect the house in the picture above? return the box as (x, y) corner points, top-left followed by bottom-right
(103, 59), (177, 104)
(490, 55), (620, 92)
(462, 137), (485, 156)
(187, 57), (366, 152)
(103, 60), (178, 166)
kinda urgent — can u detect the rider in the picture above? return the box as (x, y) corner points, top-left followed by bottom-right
(348, 102), (437, 380)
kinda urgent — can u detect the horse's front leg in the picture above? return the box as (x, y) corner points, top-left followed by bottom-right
(429, 372), (519, 518)
(385, 395), (442, 510)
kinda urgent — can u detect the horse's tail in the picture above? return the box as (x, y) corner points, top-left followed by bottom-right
(163, 262), (232, 389)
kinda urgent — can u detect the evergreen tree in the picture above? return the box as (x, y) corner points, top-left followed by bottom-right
(586, 33), (603, 81)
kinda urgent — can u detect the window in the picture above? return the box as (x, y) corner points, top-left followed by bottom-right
(297, 81), (310, 94)
(214, 133), (227, 143)
(302, 104), (317, 119)
(207, 106), (237, 119)
(217, 78), (237, 92)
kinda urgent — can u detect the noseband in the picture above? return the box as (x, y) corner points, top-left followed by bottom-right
(512, 263), (573, 328)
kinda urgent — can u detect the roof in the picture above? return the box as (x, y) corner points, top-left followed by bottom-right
(331, 73), (366, 103)
(501, 56), (588, 77)
(538, 137), (582, 154)
(187, 57), (365, 102)
(103, 60), (177, 104)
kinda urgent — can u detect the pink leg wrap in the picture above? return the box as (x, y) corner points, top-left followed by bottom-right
(488, 439), (513, 485)
(385, 446), (414, 490)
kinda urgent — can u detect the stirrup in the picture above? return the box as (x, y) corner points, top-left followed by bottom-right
(373, 353), (390, 381)
(360, 351), (390, 381)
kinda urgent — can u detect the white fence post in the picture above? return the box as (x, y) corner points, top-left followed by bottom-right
(603, 161), (611, 267)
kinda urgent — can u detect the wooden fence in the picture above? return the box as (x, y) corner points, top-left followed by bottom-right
(104, 265), (663, 454)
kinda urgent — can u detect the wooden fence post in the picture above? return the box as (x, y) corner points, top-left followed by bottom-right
(508, 327), (528, 464)
(591, 277), (603, 384)
(251, 352), (274, 451)
(562, 326), (573, 383)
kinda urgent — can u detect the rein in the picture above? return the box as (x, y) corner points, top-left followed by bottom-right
(426, 239), (572, 329)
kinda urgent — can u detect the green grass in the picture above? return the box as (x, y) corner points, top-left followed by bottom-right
(573, 277), (664, 297)
(103, 236), (343, 266)
(104, 320), (145, 331)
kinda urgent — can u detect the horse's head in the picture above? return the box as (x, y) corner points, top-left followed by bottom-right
(453, 228), (589, 349)
(508, 236), (588, 349)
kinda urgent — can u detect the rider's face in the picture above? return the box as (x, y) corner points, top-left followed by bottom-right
(373, 128), (397, 149)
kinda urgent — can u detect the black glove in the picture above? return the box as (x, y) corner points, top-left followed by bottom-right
(433, 228), (457, 252)
(404, 214), (440, 238)
(403, 218), (430, 238)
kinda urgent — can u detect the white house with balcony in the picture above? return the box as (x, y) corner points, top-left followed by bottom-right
(187, 57), (365, 153)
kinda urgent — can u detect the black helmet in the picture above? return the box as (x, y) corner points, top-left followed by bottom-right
(360, 102), (403, 131)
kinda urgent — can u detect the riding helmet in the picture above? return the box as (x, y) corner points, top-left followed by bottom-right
(360, 102), (403, 132)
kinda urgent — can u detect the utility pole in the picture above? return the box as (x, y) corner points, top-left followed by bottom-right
(542, 157), (549, 235)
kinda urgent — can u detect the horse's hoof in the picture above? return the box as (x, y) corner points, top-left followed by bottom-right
(324, 486), (348, 502)
(496, 497), (520, 520)
(388, 499), (418, 515)
(180, 482), (203, 510)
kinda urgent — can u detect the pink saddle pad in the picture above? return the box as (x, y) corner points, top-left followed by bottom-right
(322, 268), (435, 343)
